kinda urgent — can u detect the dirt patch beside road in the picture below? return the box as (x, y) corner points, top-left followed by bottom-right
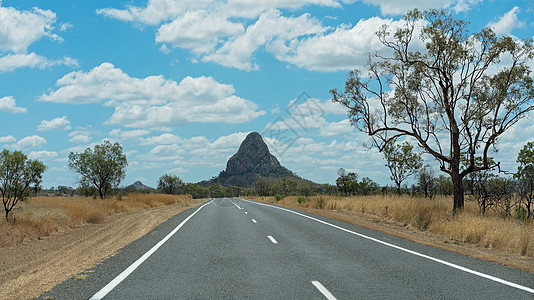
(0, 199), (207, 300)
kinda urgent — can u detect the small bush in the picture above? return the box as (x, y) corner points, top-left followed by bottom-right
(274, 193), (284, 202)
(297, 195), (307, 205)
(316, 196), (325, 209)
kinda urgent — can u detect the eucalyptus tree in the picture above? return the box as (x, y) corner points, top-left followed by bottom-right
(382, 139), (423, 193)
(331, 9), (534, 213)
(0, 150), (46, 220)
(68, 141), (127, 199)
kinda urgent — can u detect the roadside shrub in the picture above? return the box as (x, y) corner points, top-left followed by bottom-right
(297, 195), (307, 205)
(316, 196), (325, 209)
(274, 193), (284, 202)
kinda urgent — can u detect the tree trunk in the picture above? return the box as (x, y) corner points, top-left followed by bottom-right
(451, 169), (464, 214)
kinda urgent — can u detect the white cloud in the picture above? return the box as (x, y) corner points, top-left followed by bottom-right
(97, 0), (341, 25)
(28, 150), (58, 160)
(156, 10), (244, 54)
(275, 16), (424, 72)
(37, 116), (71, 131)
(0, 5), (76, 73)
(0, 96), (27, 113)
(140, 144), (184, 161)
(487, 6), (524, 36)
(11, 135), (47, 149)
(319, 119), (354, 136)
(109, 129), (150, 140)
(68, 130), (93, 143)
(361, 0), (481, 15)
(203, 9), (326, 70)
(0, 53), (78, 72)
(140, 133), (182, 145)
(40, 63), (265, 129)
(68, 135), (91, 144)
(0, 6), (59, 53)
(59, 22), (73, 31)
(0, 135), (16, 143)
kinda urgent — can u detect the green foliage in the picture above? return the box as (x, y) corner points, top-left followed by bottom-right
(182, 183), (209, 199)
(515, 141), (534, 219)
(158, 174), (183, 195)
(316, 196), (325, 209)
(0, 149), (46, 220)
(382, 139), (423, 193)
(68, 141), (127, 199)
(335, 168), (359, 196)
(297, 195), (307, 205)
(274, 193), (284, 202)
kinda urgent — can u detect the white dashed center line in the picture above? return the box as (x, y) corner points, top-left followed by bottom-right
(252, 219), (257, 223)
(267, 235), (278, 244)
(244, 211), (248, 214)
(311, 281), (337, 300)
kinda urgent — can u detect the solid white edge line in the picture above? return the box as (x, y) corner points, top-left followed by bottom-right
(267, 235), (278, 244)
(89, 200), (213, 300)
(241, 198), (534, 294)
(312, 281), (337, 300)
(227, 198), (242, 210)
(252, 219), (257, 223)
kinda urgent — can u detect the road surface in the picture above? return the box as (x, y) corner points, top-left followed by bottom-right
(40, 198), (534, 299)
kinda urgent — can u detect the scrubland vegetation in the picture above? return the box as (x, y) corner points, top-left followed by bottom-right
(0, 194), (191, 248)
(250, 194), (534, 258)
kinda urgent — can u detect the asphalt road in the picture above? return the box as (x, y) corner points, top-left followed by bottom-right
(40, 198), (534, 299)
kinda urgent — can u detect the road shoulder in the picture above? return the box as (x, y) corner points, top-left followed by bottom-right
(0, 198), (207, 300)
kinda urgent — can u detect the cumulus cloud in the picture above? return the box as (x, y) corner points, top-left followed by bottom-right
(0, 135), (16, 143)
(68, 130), (93, 143)
(275, 16), (424, 72)
(11, 135), (47, 149)
(487, 6), (524, 35)
(37, 116), (71, 131)
(96, 0), (478, 71)
(360, 0), (481, 15)
(109, 129), (150, 140)
(0, 6), (59, 53)
(0, 5), (77, 72)
(319, 119), (354, 136)
(0, 96), (27, 113)
(0, 53), (78, 72)
(28, 150), (58, 160)
(203, 9), (326, 70)
(156, 10), (244, 54)
(40, 63), (265, 129)
(140, 133), (182, 145)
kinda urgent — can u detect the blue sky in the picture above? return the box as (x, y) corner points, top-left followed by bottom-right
(1, 0), (534, 189)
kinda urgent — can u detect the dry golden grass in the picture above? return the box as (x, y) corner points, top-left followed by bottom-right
(0, 193), (192, 248)
(252, 194), (534, 258)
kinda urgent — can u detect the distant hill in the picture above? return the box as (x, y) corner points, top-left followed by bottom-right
(202, 132), (306, 187)
(126, 181), (154, 191)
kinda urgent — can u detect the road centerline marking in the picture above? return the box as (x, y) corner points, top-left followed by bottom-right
(312, 281), (337, 300)
(241, 198), (534, 294)
(89, 200), (213, 300)
(252, 219), (257, 223)
(267, 235), (278, 244)
(244, 211), (248, 214)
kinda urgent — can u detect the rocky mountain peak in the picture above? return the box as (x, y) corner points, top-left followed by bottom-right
(204, 132), (298, 187)
(225, 132), (281, 176)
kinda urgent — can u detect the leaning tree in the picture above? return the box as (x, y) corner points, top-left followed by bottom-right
(331, 9), (534, 213)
